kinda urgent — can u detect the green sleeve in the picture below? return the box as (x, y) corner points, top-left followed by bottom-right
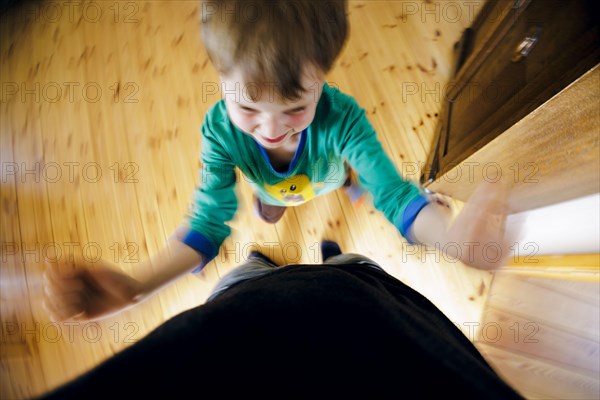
(183, 118), (238, 259)
(336, 94), (425, 233)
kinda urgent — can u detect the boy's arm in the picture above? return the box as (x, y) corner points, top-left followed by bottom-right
(409, 181), (512, 270)
(322, 86), (428, 236)
(43, 236), (206, 322)
(407, 200), (452, 247)
(330, 92), (511, 270)
(44, 111), (240, 321)
(134, 235), (206, 300)
(183, 115), (239, 264)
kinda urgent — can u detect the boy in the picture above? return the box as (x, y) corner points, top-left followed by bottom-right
(43, 0), (511, 322)
(186, 0), (429, 266)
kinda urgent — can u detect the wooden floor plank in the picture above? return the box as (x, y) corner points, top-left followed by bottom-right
(477, 267), (600, 400)
(479, 307), (600, 375)
(477, 343), (600, 400)
(488, 272), (600, 341)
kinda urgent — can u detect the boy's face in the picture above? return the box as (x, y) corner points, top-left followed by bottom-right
(221, 67), (324, 150)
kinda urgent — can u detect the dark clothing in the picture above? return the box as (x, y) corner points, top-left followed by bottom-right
(40, 263), (522, 399)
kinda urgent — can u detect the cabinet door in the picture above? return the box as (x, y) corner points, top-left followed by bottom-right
(434, 0), (599, 180)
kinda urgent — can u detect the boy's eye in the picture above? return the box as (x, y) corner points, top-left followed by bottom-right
(286, 107), (306, 115)
(239, 106), (257, 114)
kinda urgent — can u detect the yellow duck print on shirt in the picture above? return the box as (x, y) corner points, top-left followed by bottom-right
(264, 174), (315, 205)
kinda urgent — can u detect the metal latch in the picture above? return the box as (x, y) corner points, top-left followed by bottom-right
(512, 26), (542, 62)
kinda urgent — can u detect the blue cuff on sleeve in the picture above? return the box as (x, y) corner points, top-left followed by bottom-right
(397, 195), (430, 243)
(182, 230), (218, 273)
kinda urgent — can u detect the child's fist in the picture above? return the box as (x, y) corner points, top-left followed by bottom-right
(43, 258), (142, 322)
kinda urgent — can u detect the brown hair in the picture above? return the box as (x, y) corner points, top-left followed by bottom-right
(201, 0), (348, 100)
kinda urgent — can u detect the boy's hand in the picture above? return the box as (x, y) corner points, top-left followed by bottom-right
(43, 258), (143, 322)
(446, 181), (512, 270)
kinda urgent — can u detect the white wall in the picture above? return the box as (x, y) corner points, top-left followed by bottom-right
(508, 193), (600, 256)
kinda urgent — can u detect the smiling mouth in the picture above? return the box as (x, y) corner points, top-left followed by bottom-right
(258, 131), (291, 144)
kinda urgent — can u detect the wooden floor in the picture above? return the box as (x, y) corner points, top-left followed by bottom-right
(475, 257), (600, 400)
(2, 0), (584, 398)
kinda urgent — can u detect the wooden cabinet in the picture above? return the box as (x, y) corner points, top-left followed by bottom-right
(421, 0), (599, 212)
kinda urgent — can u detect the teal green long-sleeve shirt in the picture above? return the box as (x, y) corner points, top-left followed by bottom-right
(183, 83), (428, 263)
